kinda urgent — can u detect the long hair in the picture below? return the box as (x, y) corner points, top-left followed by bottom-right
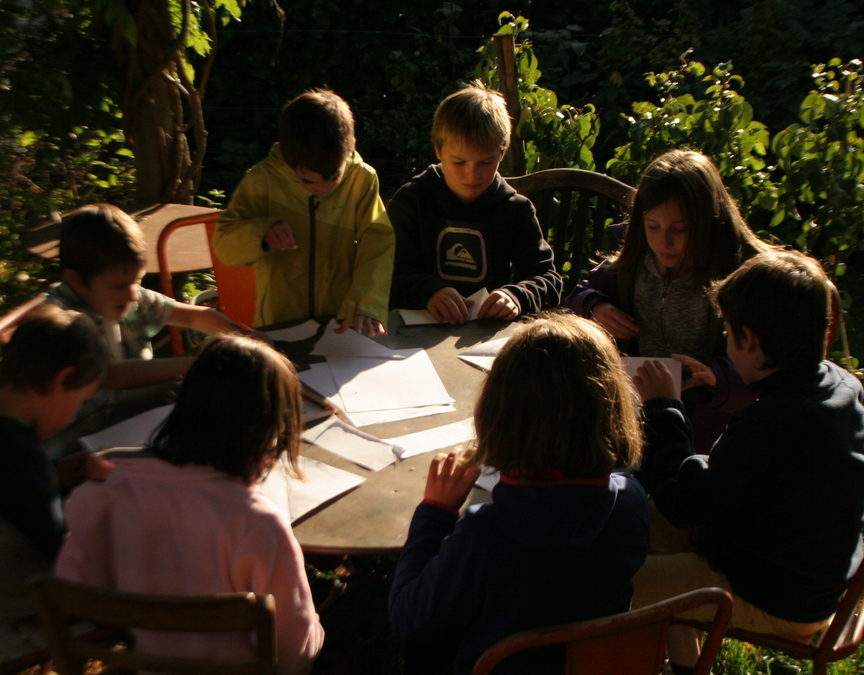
(150, 336), (303, 485)
(472, 313), (643, 477)
(614, 150), (769, 287)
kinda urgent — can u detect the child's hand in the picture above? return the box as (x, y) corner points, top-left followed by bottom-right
(264, 221), (299, 251)
(672, 353), (717, 390)
(427, 287), (474, 324)
(424, 450), (482, 511)
(334, 315), (386, 337)
(633, 359), (679, 402)
(477, 289), (520, 321)
(591, 303), (640, 339)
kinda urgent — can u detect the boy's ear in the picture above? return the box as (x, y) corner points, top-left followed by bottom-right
(46, 366), (76, 394)
(434, 146), (443, 162)
(740, 326), (761, 354)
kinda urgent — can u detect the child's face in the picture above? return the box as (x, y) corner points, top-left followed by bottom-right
(67, 264), (145, 322)
(643, 199), (690, 273)
(35, 378), (100, 441)
(293, 165), (345, 197)
(435, 138), (504, 203)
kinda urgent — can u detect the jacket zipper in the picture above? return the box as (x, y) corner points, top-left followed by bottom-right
(308, 195), (318, 318)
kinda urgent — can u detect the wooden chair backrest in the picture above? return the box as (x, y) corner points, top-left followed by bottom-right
(0, 293), (47, 344)
(30, 577), (276, 675)
(472, 587), (732, 675)
(505, 168), (636, 285)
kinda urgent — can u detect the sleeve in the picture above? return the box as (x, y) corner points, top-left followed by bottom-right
(640, 398), (771, 529)
(135, 288), (177, 330)
(562, 260), (619, 316)
(233, 512), (324, 675)
(212, 167), (275, 268)
(336, 171), (395, 325)
(388, 503), (480, 639)
(499, 199), (562, 315)
(388, 183), (449, 309)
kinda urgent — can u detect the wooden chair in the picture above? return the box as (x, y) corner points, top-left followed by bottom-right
(505, 168), (636, 282)
(156, 208), (257, 354)
(30, 577), (276, 675)
(472, 587), (733, 675)
(0, 293), (47, 344)
(679, 557), (864, 675)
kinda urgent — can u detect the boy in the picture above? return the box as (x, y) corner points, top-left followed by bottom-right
(46, 203), (250, 452)
(0, 305), (107, 650)
(213, 88), (394, 336)
(632, 250), (864, 674)
(388, 81), (562, 323)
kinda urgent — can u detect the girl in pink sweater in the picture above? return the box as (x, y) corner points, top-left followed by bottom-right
(56, 336), (323, 674)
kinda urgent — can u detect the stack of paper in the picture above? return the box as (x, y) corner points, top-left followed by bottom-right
(398, 288), (490, 326)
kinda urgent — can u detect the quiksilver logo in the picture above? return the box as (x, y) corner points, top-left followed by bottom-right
(445, 243), (477, 270)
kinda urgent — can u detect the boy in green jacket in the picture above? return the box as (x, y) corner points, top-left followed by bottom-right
(213, 88), (395, 336)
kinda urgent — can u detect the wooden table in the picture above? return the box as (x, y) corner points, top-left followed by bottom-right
(23, 203), (216, 275)
(287, 316), (515, 555)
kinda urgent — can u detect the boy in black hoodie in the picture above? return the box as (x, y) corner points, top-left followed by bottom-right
(388, 81), (561, 323)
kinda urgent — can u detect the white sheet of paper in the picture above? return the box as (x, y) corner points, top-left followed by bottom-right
(385, 417), (476, 459)
(457, 337), (511, 372)
(80, 404), (174, 453)
(265, 319), (320, 343)
(311, 319), (396, 358)
(301, 417), (400, 471)
(622, 356), (683, 399)
(259, 456), (365, 522)
(398, 288), (490, 326)
(329, 348), (453, 413)
(475, 466), (501, 492)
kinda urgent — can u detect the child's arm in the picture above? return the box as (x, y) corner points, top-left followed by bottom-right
(167, 303), (263, 341)
(104, 356), (195, 390)
(211, 167), (280, 268)
(335, 169), (395, 331)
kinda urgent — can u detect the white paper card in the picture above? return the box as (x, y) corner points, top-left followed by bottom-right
(328, 348), (453, 413)
(80, 404), (174, 453)
(259, 456), (365, 522)
(301, 417), (400, 471)
(265, 319), (320, 343)
(457, 337), (511, 372)
(311, 320), (396, 358)
(398, 288), (490, 326)
(475, 466), (501, 492)
(622, 356), (683, 399)
(385, 417), (476, 459)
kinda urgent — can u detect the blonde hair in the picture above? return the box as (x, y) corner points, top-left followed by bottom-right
(472, 313), (643, 477)
(431, 80), (511, 154)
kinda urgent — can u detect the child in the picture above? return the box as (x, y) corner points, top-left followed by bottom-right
(632, 250), (864, 674)
(388, 81), (562, 324)
(388, 313), (648, 674)
(564, 149), (772, 451)
(56, 336), (324, 674)
(0, 305), (107, 653)
(45, 202), (251, 454)
(213, 88), (394, 336)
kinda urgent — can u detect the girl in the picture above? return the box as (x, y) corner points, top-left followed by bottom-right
(388, 313), (649, 674)
(564, 149), (771, 451)
(55, 336), (324, 675)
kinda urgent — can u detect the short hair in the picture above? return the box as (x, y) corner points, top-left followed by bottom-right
(149, 336), (303, 485)
(710, 250), (830, 370)
(59, 203), (147, 284)
(472, 312), (643, 477)
(278, 88), (356, 178)
(615, 150), (769, 287)
(431, 80), (511, 154)
(0, 304), (108, 394)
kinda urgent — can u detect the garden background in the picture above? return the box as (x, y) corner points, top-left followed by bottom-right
(2, 1), (863, 671)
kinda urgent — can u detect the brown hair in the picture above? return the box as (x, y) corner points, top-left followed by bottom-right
(278, 88), (356, 179)
(431, 80), (511, 154)
(614, 150), (769, 287)
(150, 336), (303, 485)
(0, 304), (108, 393)
(472, 312), (643, 477)
(59, 203), (147, 284)
(710, 250), (830, 370)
